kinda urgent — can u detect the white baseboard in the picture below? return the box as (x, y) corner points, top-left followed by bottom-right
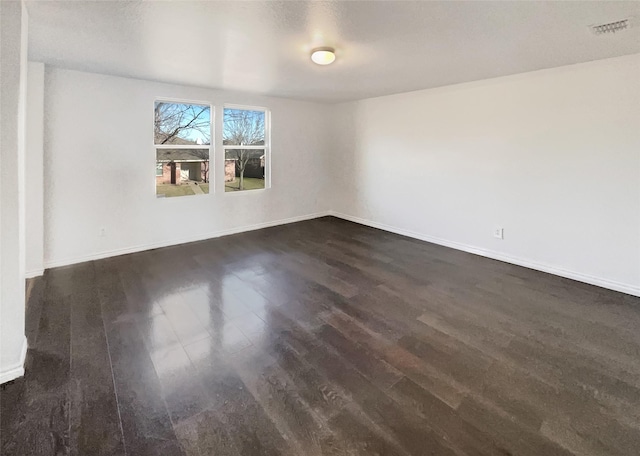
(0, 336), (28, 384)
(329, 211), (640, 298)
(25, 268), (44, 279)
(43, 211), (332, 269)
(37, 209), (640, 297)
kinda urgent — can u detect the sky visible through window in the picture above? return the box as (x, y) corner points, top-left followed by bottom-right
(223, 108), (265, 146)
(154, 102), (210, 145)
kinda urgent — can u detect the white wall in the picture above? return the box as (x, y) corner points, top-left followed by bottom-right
(43, 68), (333, 267)
(26, 61), (45, 277)
(330, 54), (640, 296)
(0, 0), (29, 384)
(35, 55), (640, 298)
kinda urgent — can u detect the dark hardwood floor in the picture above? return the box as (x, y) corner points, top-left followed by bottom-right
(2, 216), (640, 455)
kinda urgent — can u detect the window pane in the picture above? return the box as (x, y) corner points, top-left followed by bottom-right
(223, 108), (265, 146)
(224, 149), (265, 192)
(156, 149), (210, 198)
(154, 102), (210, 146)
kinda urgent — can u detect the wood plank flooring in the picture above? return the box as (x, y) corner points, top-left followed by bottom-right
(2, 216), (640, 455)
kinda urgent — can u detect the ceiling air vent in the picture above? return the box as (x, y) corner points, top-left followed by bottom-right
(590, 18), (631, 35)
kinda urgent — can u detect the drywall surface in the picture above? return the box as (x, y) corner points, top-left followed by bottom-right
(26, 1), (640, 102)
(26, 61), (45, 277)
(330, 54), (640, 295)
(1, 0), (29, 384)
(43, 67), (332, 267)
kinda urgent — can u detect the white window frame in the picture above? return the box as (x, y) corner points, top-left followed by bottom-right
(153, 98), (214, 196)
(222, 104), (271, 194)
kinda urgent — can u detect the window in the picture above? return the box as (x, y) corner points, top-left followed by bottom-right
(223, 106), (269, 192)
(154, 101), (211, 198)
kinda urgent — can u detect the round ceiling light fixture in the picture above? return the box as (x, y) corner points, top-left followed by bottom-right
(310, 47), (336, 65)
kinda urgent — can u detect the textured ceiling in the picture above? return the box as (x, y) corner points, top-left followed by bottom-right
(26, 1), (640, 103)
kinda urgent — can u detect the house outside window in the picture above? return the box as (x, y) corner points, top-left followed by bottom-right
(154, 100), (211, 198)
(223, 105), (269, 192)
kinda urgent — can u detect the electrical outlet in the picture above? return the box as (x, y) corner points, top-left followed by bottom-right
(494, 227), (504, 239)
(99, 227), (106, 237)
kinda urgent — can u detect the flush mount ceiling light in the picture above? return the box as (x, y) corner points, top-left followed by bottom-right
(310, 47), (336, 65)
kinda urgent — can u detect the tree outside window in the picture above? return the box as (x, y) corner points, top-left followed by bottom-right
(154, 101), (211, 198)
(223, 107), (268, 192)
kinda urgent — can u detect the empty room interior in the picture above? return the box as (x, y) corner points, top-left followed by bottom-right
(2, 1), (640, 455)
